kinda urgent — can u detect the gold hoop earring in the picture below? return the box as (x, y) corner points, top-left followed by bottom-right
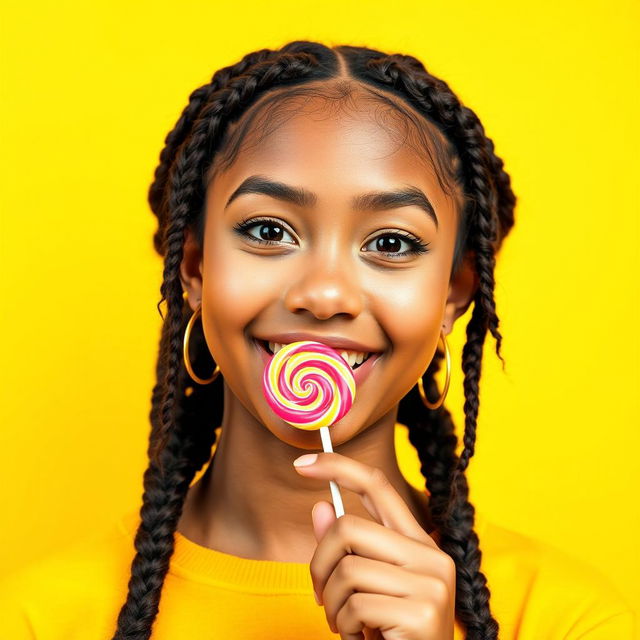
(417, 329), (451, 410)
(183, 302), (220, 385)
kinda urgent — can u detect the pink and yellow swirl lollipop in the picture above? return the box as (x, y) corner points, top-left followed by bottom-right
(262, 340), (356, 430)
(262, 340), (356, 517)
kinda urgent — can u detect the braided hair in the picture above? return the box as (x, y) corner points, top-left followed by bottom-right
(112, 40), (516, 639)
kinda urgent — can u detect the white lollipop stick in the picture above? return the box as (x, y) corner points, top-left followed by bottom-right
(262, 340), (352, 519)
(319, 425), (344, 518)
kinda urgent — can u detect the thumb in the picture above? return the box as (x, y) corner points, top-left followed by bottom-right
(311, 500), (337, 543)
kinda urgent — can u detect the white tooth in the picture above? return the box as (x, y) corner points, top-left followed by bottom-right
(268, 341), (275, 354)
(340, 350), (367, 367)
(274, 342), (284, 354)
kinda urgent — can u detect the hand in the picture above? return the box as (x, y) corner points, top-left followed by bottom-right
(293, 452), (456, 640)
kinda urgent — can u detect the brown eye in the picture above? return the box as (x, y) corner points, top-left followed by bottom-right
(232, 217), (297, 245)
(375, 236), (401, 252)
(362, 231), (429, 258)
(259, 223), (284, 241)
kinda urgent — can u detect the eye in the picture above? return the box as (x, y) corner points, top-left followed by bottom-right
(362, 231), (430, 259)
(232, 216), (297, 246)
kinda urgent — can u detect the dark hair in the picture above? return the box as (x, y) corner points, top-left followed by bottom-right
(112, 40), (516, 639)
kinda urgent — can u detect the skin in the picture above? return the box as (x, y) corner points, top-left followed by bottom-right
(178, 89), (477, 638)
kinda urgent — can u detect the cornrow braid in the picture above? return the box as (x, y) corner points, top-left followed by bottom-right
(148, 48), (279, 240)
(149, 43), (339, 255)
(151, 49), (336, 455)
(118, 40), (516, 640)
(356, 50), (516, 475)
(351, 52), (509, 354)
(113, 45), (338, 639)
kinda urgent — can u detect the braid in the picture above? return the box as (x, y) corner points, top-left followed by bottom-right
(404, 346), (499, 640)
(149, 42), (339, 256)
(398, 352), (457, 526)
(400, 358), (499, 639)
(113, 44), (338, 639)
(113, 181), (205, 637)
(340, 47), (516, 638)
(119, 40), (516, 639)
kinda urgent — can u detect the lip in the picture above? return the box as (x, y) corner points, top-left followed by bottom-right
(254, 332), (382, 354)
(253, 338), (382, 386)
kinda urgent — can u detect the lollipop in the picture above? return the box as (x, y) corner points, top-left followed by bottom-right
(262, 340), (356, 516)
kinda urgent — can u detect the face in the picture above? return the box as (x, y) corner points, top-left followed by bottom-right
(181, 92), (472, 449)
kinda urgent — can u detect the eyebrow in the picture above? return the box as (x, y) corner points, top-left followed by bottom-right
(224, 174), (438, 228)
(352, 187), (438, 228)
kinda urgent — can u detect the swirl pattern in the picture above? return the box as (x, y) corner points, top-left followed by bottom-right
(262, 340), (356, 430)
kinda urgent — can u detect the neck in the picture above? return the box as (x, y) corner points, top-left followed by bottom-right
(177, 383), (436, 563)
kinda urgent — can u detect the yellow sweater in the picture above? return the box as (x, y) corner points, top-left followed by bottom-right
(0, 508), (635, 639)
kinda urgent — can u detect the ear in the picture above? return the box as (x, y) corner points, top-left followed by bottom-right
(443, 252), (478, 334)
(179, 226), (204, 307)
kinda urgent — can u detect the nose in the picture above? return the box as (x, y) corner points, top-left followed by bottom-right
(283, 248), (364, 320)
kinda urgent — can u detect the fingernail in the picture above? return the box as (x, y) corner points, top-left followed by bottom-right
(293, 453), (318, 467)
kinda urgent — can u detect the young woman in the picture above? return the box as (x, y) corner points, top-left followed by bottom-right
(1, 40), (634, 639)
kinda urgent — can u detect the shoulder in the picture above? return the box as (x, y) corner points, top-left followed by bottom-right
(0, 511), (137, 639)
(475, 512), (636, 638)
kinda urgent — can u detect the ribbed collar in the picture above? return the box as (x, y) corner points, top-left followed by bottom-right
(118, 509), (313, 592)
(118, 500), (487, 594)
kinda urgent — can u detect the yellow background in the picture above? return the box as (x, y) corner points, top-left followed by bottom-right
(1, 0), (638, 619)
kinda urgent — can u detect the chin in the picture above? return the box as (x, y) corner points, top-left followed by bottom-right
(265, 410), (370, 451)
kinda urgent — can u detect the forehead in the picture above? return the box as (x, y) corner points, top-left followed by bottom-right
(206, 87), (461, 217)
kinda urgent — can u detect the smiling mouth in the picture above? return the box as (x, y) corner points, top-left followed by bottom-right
(259, 339), (373, 370)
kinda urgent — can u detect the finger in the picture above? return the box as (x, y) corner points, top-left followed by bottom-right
(312, 501), (337, 543)
(334, 592), (444, 640)
(293, 452), (435, 546)
(321, 554), (451, 634)
(310, 514), (454, 605)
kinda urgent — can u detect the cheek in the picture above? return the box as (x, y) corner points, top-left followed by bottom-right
(366, 267), (448, 356)
(197, 239), (284, 399)
(202, 244), (278, 335)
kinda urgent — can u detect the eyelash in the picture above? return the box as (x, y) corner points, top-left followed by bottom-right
(232, 216), (430, 258)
